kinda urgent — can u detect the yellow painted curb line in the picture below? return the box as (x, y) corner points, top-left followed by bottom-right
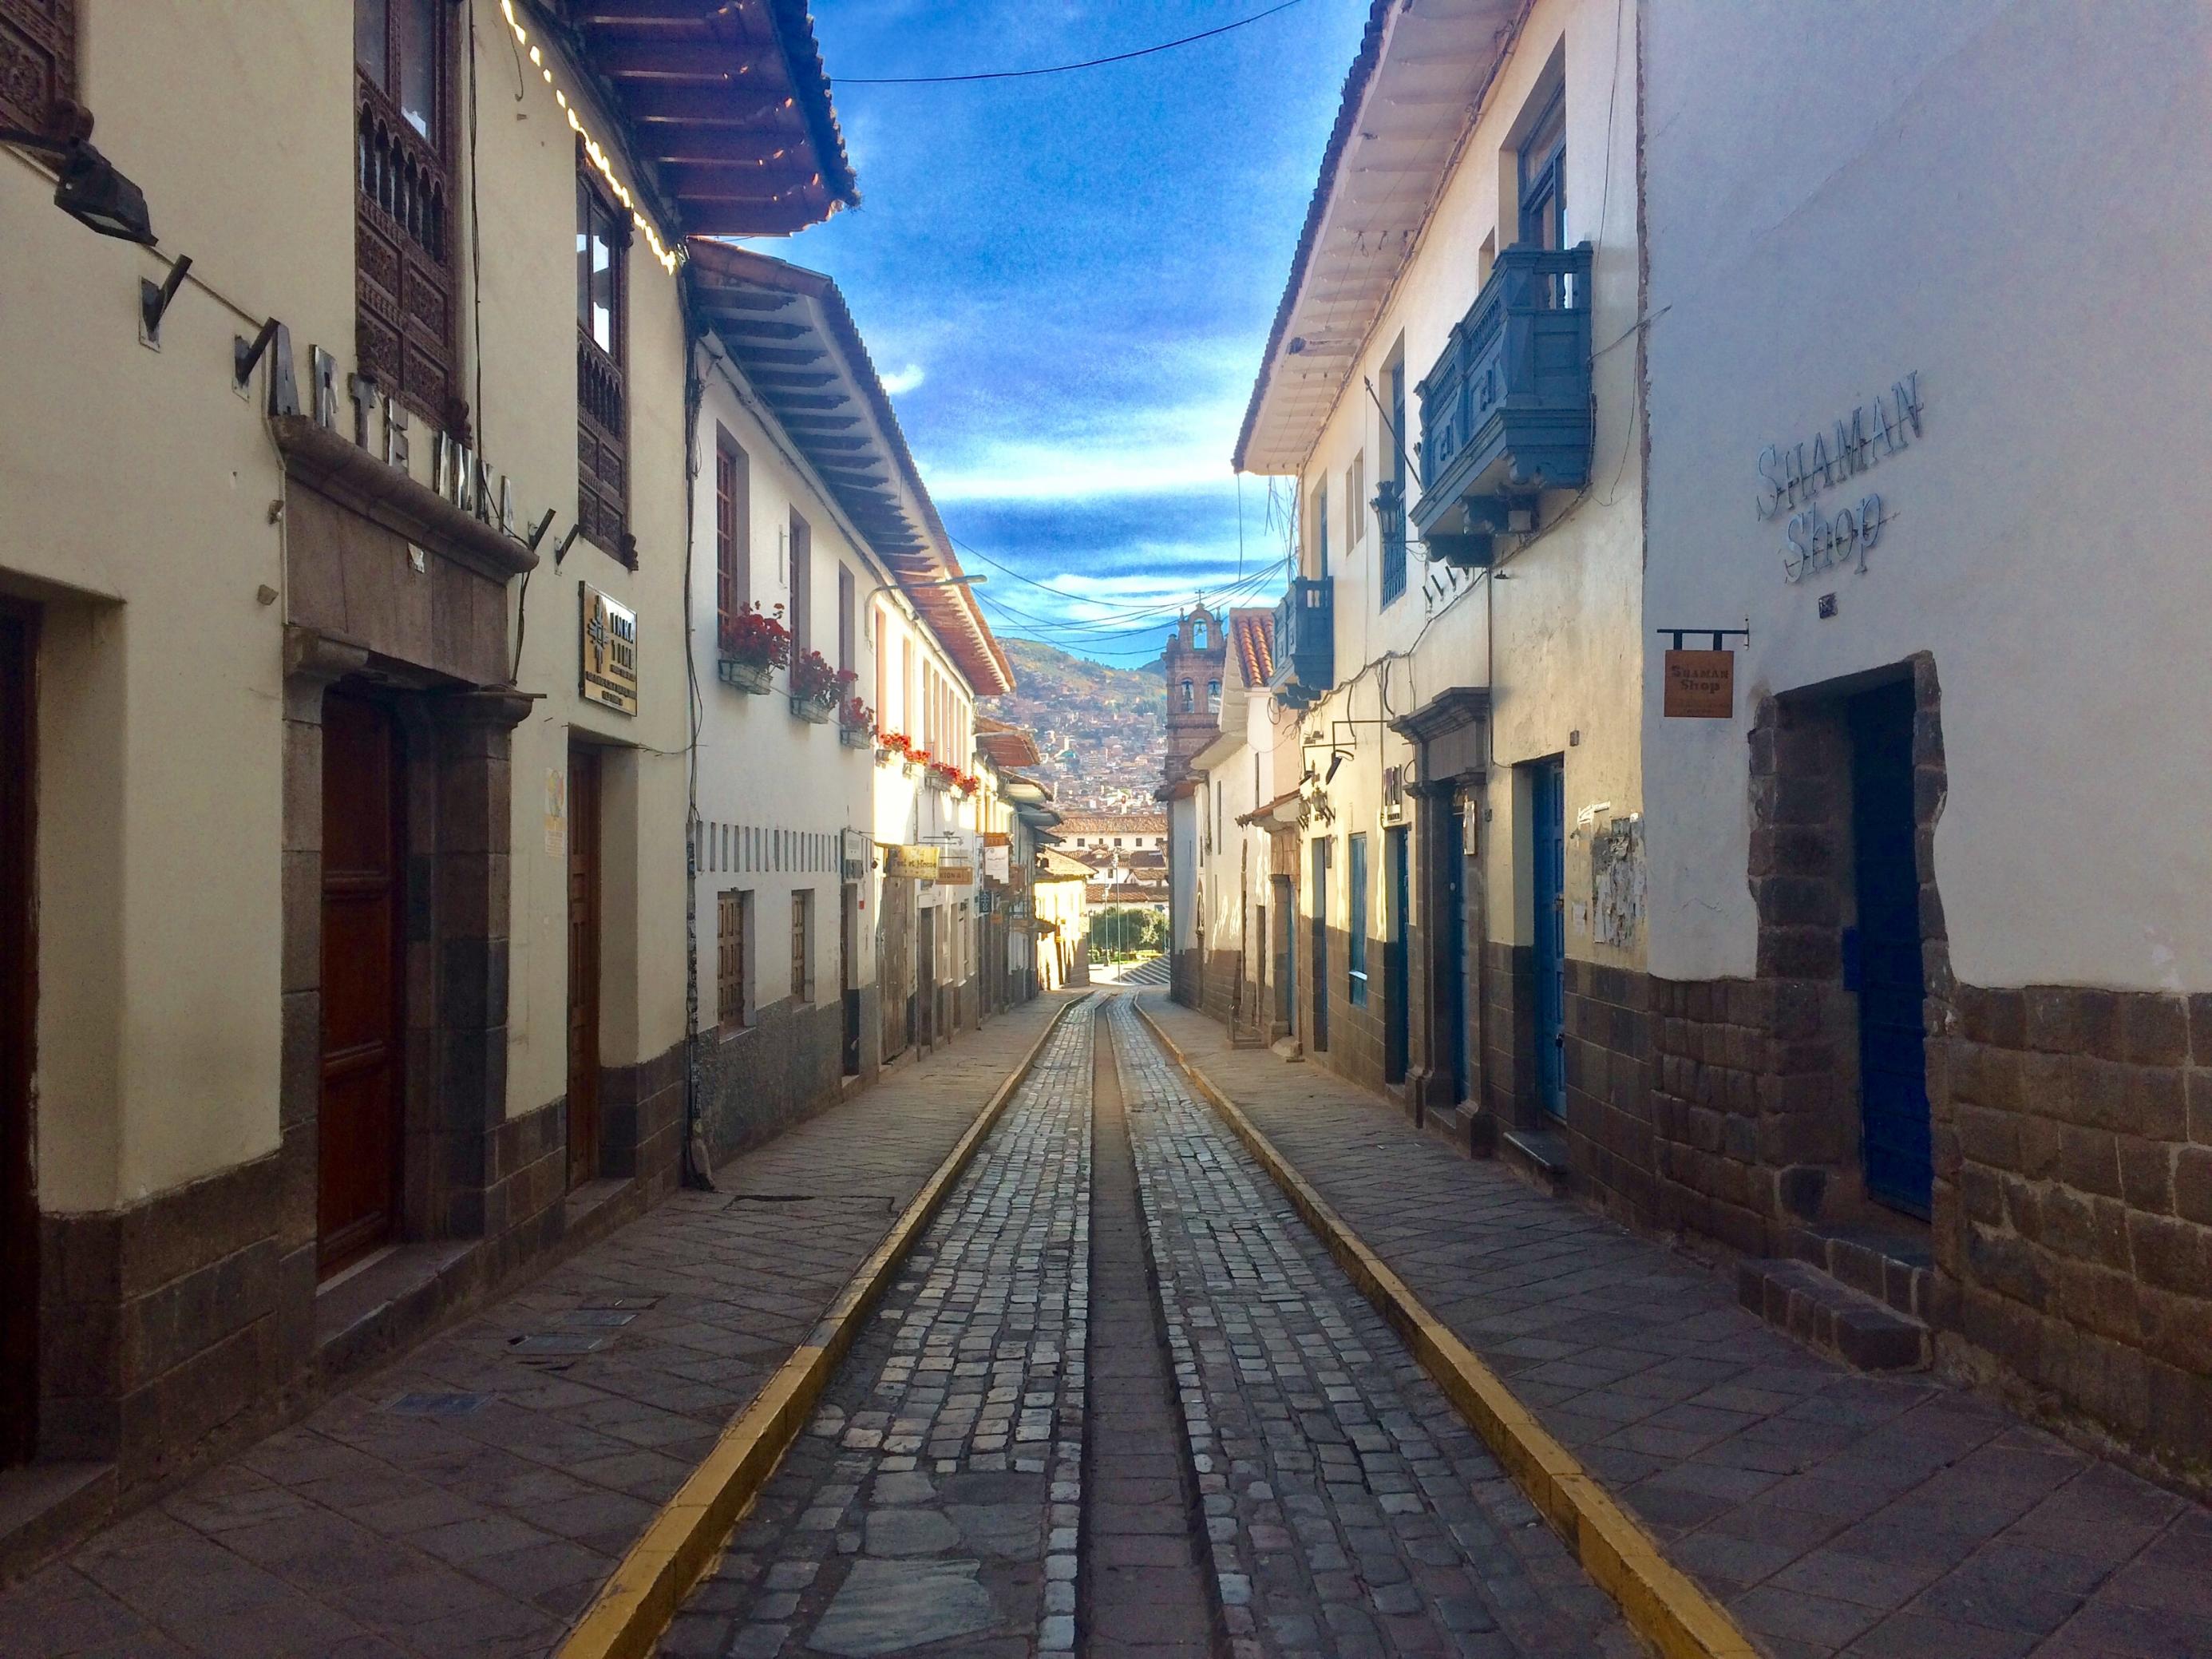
(1133, 1001), (1759, 1659)
(559, 992), (1094, 1659)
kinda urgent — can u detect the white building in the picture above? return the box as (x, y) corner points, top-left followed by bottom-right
(687, 247), (1011, 1136)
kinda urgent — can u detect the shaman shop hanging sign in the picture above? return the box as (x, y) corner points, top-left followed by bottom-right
(1756, 371), (1921, 584)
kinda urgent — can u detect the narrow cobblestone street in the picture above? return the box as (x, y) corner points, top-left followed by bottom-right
(659, 996), (1637, 1658)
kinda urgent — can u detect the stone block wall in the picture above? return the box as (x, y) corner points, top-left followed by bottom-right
(1937, 984), (2212, 1483)
(698, 995), (849, 1163)
(1481, 940), (1534, 1126)
(1561, 960), (1655, 1226)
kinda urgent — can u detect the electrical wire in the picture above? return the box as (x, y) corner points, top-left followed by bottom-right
(837, 0), (1309, 85)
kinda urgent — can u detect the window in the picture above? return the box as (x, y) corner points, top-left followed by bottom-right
(1347, 453), (1365, 546)
(1206, 679), (1220, 711)
(717, 889), (752, 1032)
(1193, 620), (1209, 647)
(874, 608), (888, 724)
(837, 566), (855, 684)
(901, 639), (916, 733)
(1312, 481), (1330, 576)
(1381, 358), (1408, 607)
(789, 512), (812, 651)
(355, 0), (457, 426)
(1518, 83), (1566, 251)
(1181, 679), (1194, 712)
(2, 0), (77, 137)
(1347, 833), (1370, 1006)
(577, 164), (630, 558)
(790, 889), (813, 1002)
(715, 427), (750, 638)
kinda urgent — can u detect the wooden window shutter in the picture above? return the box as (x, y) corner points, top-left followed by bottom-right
(0, 0), (78, 137)
(354, 0), (461, 431)
(717, 889), (740, 1030)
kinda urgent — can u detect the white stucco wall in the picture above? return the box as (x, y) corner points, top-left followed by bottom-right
(1641, 0), (2212, 992)
(1259, 0), (1644, 968)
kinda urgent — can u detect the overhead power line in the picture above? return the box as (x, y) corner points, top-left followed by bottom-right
(836, 0), (1310, 86)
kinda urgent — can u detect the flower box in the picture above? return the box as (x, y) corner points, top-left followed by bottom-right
(841, 724), (874, 749)
(718, 658), (773, 694)
(791, 695), (835, 724)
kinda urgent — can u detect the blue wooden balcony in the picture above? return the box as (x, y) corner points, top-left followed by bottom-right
(1270, 578), (1333, 707)
(1411, 244), (1593, 553)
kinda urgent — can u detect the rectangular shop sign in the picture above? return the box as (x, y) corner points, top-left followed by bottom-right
(1662, 649), (1735, 719)
(580, 583), (639, 715)
(983, 831), (1011, 847)
(936, 859), (975, 886)
(984, 845), (1011, 881)
(882, 843), (940, 881)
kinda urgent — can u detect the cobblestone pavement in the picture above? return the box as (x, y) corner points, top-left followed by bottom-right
(1141, 993), (2212, 1659)
(0, 995), (1075, 1659)
(1110, 1000), (1639, 1659)
(660, 1005), (1094, 1658)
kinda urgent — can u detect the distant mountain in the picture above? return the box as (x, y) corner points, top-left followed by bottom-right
(994, 638), (1167, 809)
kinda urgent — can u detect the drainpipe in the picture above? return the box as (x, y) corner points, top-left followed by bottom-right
(679, 307), (714, 1190)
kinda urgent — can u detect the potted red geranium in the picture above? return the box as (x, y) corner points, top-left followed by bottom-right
(788, 651), (841, 722)
(838, 691), (875, 749)
(718, 603), (789, 693)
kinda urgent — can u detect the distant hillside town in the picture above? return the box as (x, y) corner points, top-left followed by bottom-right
(996, 638), (1168, 811)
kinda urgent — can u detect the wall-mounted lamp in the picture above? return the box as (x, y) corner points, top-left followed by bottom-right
(552, 524), (583, 566)
(1371, 478), (1405, 548)
(1, 120), (156, 244)
(1324, 750), (1350, 785)
(524, 509), (558, 553)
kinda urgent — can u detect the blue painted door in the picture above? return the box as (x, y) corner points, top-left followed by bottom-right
(1530, 758), (1567, 1118)
(1310, 839), (1331, 1052)
(1386, 827), (1410, 1083)
(1442, 805), (1468, 1103)
(1849, 682), (1933, 1217)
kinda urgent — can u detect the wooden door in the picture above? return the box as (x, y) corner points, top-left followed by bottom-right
(566, 744), (603, 1188)
(319, 692), (406, 1277)
(0, 604), (38, 1465)
(840, 881), (861, 1076)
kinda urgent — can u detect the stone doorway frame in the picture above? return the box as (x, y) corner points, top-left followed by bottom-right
(1747, 651), (1953, 1231)
(280, 625), (532, 1327)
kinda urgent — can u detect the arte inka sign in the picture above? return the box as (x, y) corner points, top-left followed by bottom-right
(580, 583), (639, 715)
(1662, 650), (1735, 719)
(1756, 370), (1921, 584)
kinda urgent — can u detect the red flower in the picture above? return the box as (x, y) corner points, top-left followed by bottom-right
(789, 648), (841, 704)
(718, 602), (790, 668)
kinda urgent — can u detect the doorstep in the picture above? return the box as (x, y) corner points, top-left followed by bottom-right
(1497, 1124), (1570, 1194)
(1419, 1100), (1493, 1159)
(0, 1461), (113, 1588)
(313, 1239), (480, 1379)
(1736, 1255), (1930, 1370)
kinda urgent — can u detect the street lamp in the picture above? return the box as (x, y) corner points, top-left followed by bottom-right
(2, 124), (155, 244)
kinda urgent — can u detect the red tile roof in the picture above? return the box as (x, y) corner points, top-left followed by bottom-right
(1228, 608), (1275, 689)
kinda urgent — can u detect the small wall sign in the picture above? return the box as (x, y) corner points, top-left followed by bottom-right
(936, 859), (975, 886)
(1663, 649), (1735, 719)
(580, 583), (639, 715)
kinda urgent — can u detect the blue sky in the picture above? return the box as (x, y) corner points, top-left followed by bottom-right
(753, 0), (1371, 663)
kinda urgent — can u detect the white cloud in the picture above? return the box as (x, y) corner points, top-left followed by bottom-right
(879, 363), (927, 395)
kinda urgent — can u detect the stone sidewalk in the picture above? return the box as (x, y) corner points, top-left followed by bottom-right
(1141, 994), (2212, 1659)
(0, 995), (1077, 1659)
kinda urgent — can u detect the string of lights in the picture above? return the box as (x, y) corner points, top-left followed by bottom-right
(497, 0), (679, 273)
